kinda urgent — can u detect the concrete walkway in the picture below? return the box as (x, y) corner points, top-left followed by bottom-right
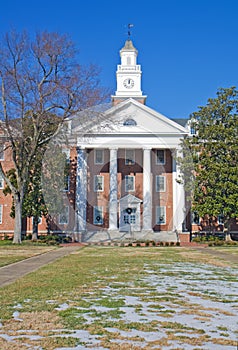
(0, 245), (80, 288)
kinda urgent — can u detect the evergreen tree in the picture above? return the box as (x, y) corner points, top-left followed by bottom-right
(177, 87), (238, 230)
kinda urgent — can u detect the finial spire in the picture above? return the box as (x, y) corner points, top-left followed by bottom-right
(127, 24), (134, 39)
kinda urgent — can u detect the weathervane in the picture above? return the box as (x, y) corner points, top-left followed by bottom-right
(127, 24), (134, 39)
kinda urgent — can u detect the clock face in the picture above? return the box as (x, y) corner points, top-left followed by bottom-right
(123, 78), (134, 89)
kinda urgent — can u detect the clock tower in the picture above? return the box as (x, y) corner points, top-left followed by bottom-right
(112, 39), (147, 105)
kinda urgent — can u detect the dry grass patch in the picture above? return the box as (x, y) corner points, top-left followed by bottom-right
(2, 310), (62, 332)
(0, 245), (57, 267)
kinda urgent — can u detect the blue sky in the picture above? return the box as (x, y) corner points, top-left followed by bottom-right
(1, 0), (238, 118)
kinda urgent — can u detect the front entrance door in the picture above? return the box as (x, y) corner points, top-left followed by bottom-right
(119, 195), (141, 232)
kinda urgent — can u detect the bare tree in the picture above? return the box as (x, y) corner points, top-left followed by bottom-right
(0, 30), (109, 243)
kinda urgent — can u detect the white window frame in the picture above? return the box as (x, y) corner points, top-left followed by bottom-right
(125, 175), (135, 192)
(156, 175), (166, 192)
(94, 175), (104, 192)
(93, 206), (103, 225)
(95, 149), (104, 165)
(0, 144), (4, 161)
(0, 205), (2, 224)
(59, 206), (69, 225)
(156, 150), (166, 165)
(125, 149), (135, 165)
(156, 206), (166, 225)
(0, 173), (4, 189)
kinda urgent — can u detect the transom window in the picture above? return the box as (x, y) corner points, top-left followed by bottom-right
(156, 206), (166, 225)
(156, 150), (165, 165)
(93, 206), (103, 225)
(125, 175), (135, 192)
(125, 149), (135, 165)
(95, 149), (104, 164)
(94, 175), (104, 192)
(156, 175), (166, 192)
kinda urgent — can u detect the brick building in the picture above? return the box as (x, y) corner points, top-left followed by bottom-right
(0, 38), (193, 242)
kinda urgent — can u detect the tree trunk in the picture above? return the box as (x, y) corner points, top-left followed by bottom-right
(32, 216), (38, 241)
(13, 194), (22, 244)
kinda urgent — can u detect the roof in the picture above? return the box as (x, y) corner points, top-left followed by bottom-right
(171, 118), (188, 127)
(120, 39), (138, 54)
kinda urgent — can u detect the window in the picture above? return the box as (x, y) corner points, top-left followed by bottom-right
(63, 175), (70, 192)
(62, 149), (70, 192)
(125, 175), (135, 192)
(123, 118), (137, 126)
(94, 175), (104, 192)
(190, 123), (197, 135)
(191, 211), (200, 225)
(62, 149), (70, 163)
(156, 206), (166, 225)
(59, 206), (69, 224)
(191, 211), (200, 224)
(156, 150), (165, 165)
(156, 176), (166, 192)
(93, 206), (103, 225)
(0, 174), (4, 189)
(95, 149), (104, 164)
(218, 214), (224, 225)
(32, 216), (42, 225)
(0, 144), (4, 160)
(0, 205), (2, 224)
(125, 149), (135, 165)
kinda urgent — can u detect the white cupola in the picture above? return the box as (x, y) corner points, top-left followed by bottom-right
(112, 38), (147, 105)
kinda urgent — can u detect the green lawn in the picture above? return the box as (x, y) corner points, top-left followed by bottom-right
(0, 246), (237, 350)
(0, 241), (57, 267)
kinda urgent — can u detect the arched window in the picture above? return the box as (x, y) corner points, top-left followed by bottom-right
(123, 118), (137, 126)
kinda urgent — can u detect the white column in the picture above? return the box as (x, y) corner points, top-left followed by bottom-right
(143, 148), (152, 231)
(109, 148), (118, 231)
(172, 149), (185, 232)
(75, 147), (87, 232)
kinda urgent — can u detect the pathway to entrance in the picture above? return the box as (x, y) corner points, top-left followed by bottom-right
(0, 245), (80, 288)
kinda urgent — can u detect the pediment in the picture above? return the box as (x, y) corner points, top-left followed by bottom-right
(98, 98), (187, 136)
(120, 194), (142, 205)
